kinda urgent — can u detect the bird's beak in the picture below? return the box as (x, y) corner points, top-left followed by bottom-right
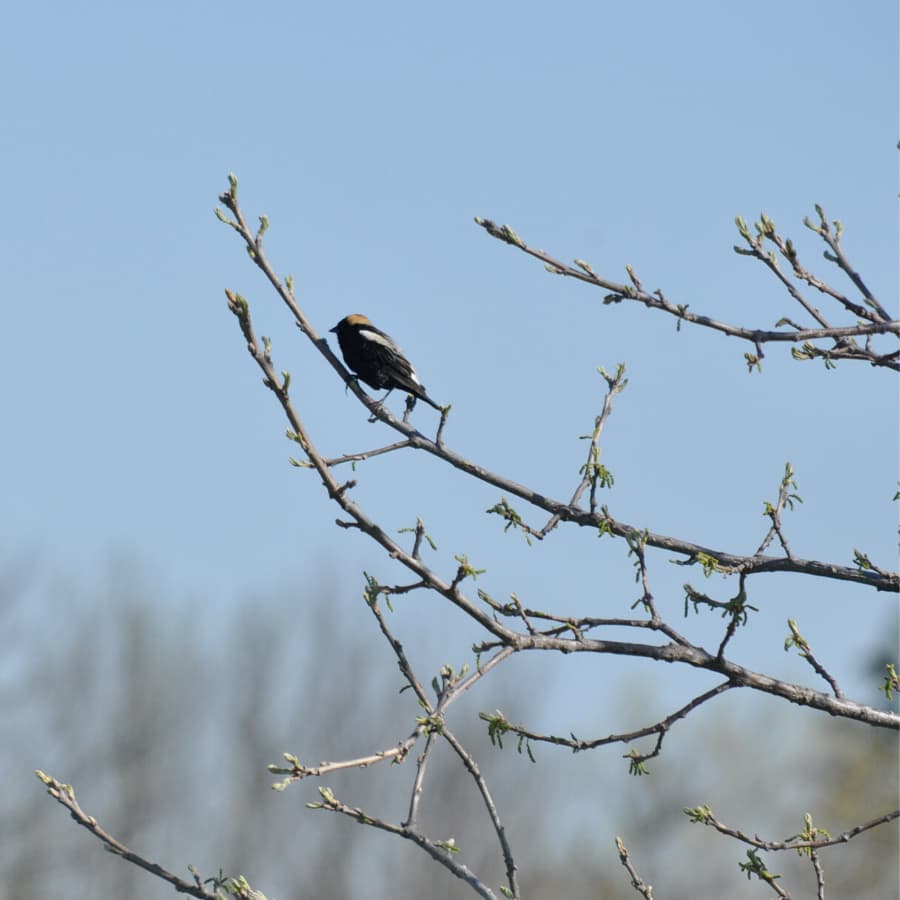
(329, 325), (338, 333)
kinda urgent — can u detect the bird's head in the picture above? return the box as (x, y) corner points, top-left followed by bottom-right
(330, 313), (371, 334)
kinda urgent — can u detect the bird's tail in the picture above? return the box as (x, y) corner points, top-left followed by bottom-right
(413, 386), (443, 411)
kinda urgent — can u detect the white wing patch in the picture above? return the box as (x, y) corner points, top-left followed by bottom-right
(358, 327), (395, 349)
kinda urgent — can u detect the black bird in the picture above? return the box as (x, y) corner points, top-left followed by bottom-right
(330, 314), (442, 411)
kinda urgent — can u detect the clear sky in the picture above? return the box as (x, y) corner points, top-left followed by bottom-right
(2, 0), (897, 825)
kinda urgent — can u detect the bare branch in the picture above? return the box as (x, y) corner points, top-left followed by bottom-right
(405, 730), (439, 830)
(616, 837), (654, 899)
(804, 204), (891, 320)
(34, 771), (233, 899)
(538, 363), (626, 536)
(685, 804), (899, 853)
(474, 215), (899, 371)
(443, 727), (520, 899)
(756, 463), (802, 559)
(308, 787), (500, 900)
(323, 439), (413, 467)
(480, 681), (733, 766)
(811, 848), (825, 900)
(473, 632), (899, 730)
(784, 619), (845, 699)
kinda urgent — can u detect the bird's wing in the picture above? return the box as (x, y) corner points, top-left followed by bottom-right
(359, 325), (426, 395)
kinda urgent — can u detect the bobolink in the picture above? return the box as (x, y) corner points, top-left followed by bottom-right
(330, 314), (442, 411)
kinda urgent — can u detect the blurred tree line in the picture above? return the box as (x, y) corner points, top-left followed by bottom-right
(3, 558), (896, 899)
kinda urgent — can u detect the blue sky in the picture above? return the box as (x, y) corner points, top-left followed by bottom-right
(2, 0), (897, 811)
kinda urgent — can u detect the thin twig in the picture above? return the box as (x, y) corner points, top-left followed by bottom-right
(405, 730), (439, 829)
(811, 849), (825, 900)
(309, 789), (499, 900)
(35, 772), (221, 899)
(616, 837), (654, 898)
(808, 204), (890, 320)
(686, 805), (899, 852)
(481, 682), (733, 759)
(323, 440), (413, 467)
(785, 619), (845, 699)
(540, 364), (626, 534)
(756, 463), (801, 559)
(443, 728), (520, 899)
